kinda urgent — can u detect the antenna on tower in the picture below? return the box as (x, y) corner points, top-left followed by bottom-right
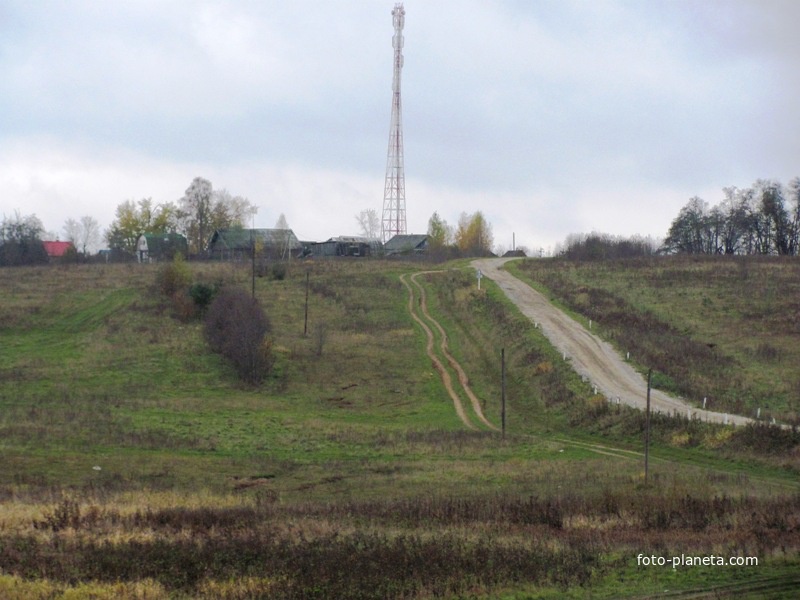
(381, 3), (407, 244)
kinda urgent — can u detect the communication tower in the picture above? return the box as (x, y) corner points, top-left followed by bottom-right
(381, 3), (406, 243)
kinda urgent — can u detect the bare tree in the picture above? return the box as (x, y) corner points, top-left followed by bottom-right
(63, 216), (100, 255)
(789, 177), (800, 256)
(355, 209), (380, 238)
(214, 189), (258, 228)
(63, 218), (80, 244)
(663, 197), (714, 254)
(178, 177), (214, 255)
(274, 213), (292, 259)
(662, 178), (800, 255)
(177, 179), (257, 255)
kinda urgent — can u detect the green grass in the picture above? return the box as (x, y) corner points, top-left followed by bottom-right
(418, 264), (800, 482)
(0, 259), (797, 598)
(509, 256), (800, 423)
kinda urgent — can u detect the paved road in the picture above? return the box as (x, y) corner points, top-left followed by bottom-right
(473, 258), (753, 427)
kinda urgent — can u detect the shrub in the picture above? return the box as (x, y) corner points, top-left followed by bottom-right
(204, 288), (275, 384)
(156, 254), (191, 298)
(271, 262), (287, 281)
(171, 290), (197, 322)
(188, 282), (217, 313)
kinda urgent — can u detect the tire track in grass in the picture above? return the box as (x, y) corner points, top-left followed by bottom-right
(400, 273), (476, 430)
(403, 272), (798, 472)
(401, 266), (636, 447)
(410, 272), (499, 432)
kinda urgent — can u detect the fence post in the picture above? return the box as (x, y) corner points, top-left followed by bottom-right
(303, 270), (310, 336)
(501, 348), (506, 439)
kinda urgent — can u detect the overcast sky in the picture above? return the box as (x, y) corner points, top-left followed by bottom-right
(2, 0), (798, 253)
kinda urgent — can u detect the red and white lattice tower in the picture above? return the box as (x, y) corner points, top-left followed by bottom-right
(381, 3), (406, 243)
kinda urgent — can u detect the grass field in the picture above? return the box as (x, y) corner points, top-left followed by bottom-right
(510, 256), (800, 424)
(0, 258), (798, 598)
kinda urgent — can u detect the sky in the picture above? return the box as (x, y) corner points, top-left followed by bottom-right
(1, 0), (798, 254)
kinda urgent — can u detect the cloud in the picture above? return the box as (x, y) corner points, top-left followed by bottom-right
(1, 1), (798, 252)
(0, 135), (387, 242)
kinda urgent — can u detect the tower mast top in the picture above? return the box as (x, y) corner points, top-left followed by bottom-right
(382, 3), (407, 243)
(391, 4), (405, 95)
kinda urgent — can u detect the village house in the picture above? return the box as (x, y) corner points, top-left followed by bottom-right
(309, 236), (383, 258)
(384, 234), (428, 256)
(41, 241), (75, 261)
(207, 228), (302, 260)
(135, 233), (189, 263)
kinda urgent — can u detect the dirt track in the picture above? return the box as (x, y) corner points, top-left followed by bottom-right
(400, 272), (498, 431)
(473, 258), (753, 427)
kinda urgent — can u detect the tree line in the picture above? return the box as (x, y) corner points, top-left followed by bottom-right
(663, 178), (800, 255)
(0, 211), (50, 266)
(427, 211), (494, 257)
(1, 176), (257, 265)
(556, 232), (659, 260)
(107, 176), (257, 258)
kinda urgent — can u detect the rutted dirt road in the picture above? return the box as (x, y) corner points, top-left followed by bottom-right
(473, 258), (753, 427)
(400, 272), (498, 431)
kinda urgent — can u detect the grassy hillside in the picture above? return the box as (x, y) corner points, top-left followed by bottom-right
(0, 260), (798, 598)
(510, 256), (800, 424)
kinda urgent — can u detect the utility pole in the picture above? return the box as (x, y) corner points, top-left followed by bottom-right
(251, 228), (255, 299)
(501, 348), (506, 439)
(645, 368), (652, 485)
(304, 270), (310, 336)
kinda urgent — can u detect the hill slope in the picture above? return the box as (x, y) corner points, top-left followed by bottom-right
(0, 260), (797, 599)
(509, 255), (800, 424)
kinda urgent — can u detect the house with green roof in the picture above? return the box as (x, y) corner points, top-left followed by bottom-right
(384, 234), (428, 255)
(136, 233), (188, 263)
(207, 228), (302, 260)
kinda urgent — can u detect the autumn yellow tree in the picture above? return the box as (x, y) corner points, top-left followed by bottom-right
(454, 211), (493, 256)
(105, 198), (176, 255)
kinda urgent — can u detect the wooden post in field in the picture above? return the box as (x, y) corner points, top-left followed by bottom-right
(501, 348), (506, 439)
(251, 228), (256, 299)
(304, 270), (310, 336)
(645, 368), (652, 485)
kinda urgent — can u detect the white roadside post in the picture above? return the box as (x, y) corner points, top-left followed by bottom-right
(477, 269), (483, 290)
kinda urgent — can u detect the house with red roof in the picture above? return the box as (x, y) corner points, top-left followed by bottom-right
(41, 241), (75, 260)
